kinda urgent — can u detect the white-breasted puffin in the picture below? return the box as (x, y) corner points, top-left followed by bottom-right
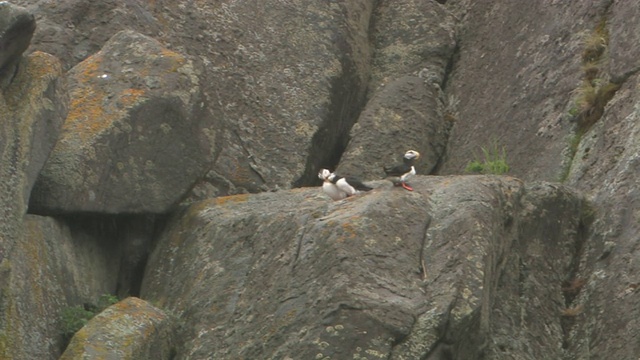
(383, 150), (421, 191)
(328, 172), (373, 197)
(318, 169), (347, 201)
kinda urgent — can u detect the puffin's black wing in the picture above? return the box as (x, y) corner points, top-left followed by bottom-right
(343, 176), (373, 191)
(384, 163), (411, 177)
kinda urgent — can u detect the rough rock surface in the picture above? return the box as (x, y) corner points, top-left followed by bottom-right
(440, 1), (613, 182)
(337, 76), (449, 180)
(0, 49), (66, 235)
(0, 0), (66, 259)
(60, 297), (174, 360)
(367, 0), (456, 94)
(0, 215), (119, 360)
(142, 176), (586, 359)
(0, 6), (69, 357)
(562, 33), (640, 359)
(0, 2), (35, 83)
(336, 0), (456, 180)
(18, 0), (378, 194)
(438, 1), (640, 359)
(30, 30), (206, 214)
(1, 1), (640, 359)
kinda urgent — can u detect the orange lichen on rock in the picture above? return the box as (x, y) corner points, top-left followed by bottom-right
(64, 54), (112, 142)
(339, 221), (359, 241)
(214, 194), (250, 206)
(65, 86), (110, 141)
(73, 53), (103, 84)
(64, 54), (149, 142)
(119, 88), (146, 108)
(159, 48), (186, 72)
(26, 51), (63, 80)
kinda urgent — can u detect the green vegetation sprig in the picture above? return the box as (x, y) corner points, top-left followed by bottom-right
(465, 141), (510, 175)
(60, 294), (119, 345)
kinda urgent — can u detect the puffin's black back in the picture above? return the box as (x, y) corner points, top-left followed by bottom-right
(343, 176), (373, 191)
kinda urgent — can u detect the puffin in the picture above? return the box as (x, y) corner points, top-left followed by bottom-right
(328, 172), (373, 197)
(318, 169), (347, 201)
(383, 150), (421, 191)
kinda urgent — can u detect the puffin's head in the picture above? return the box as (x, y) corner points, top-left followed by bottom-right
(404, 150), (421, 160)
(318, 168), (331, 180)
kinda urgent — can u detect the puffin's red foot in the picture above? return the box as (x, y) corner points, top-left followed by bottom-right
(401, 182), (413, 191)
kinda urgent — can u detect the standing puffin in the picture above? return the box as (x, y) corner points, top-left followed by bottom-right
(328, 172), (373, 197)
(318, 169), (347, 201)
(383, 150), (421, 191)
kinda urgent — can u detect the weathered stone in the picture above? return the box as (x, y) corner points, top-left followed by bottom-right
(16, 0), (376, 194)
(205, 1), (376, 191)
(336, 0), (456, 182)
(368, 0), (456, 94)
(142, 176), (584, 359)
(607, 0), (640, 80)
(0, 2), (35, 84)
(31, 30), (207, 214)
(1, 1), (639, 359)
(337, 76), (449, 180)
(0, 49), (66, 260)
(0, 215), (118, 360)
(60, 297), (174, 360)
(440, 1), (610, 181)
(562, 71), (640, 359)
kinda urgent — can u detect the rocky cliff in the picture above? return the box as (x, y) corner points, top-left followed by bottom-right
(0, 0), (639, 359)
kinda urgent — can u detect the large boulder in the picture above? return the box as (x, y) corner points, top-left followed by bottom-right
(60, 297), (175, 360)
(0, 215), (119, 360)
(30, 30), (207, 214)
(17, 0), (378, 194)
(0, 43), (66, 284)
(201, 1), (376, 191)
(142, 176), (586, 359)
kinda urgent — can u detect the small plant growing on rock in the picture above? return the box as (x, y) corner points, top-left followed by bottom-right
(60, 294), (120, 345)
(571, 19), (621, 133)
(61, 306), (95, 341)
(465, 141), (510, 175)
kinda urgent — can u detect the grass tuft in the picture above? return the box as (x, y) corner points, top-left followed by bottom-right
(465, 141), (510, 175)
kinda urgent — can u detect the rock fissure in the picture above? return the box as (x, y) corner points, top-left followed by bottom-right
(292, 64), (370, 188)
(419, 216), (433, 280)
(59, 213), (163, 299)
(559, 202), (593, 350)
(2, 1), (640, 358)
(231, 128), (267, 188)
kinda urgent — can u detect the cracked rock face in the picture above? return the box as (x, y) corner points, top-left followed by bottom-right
(141, 176), (585, 359)
(3, 0), (640, 359)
